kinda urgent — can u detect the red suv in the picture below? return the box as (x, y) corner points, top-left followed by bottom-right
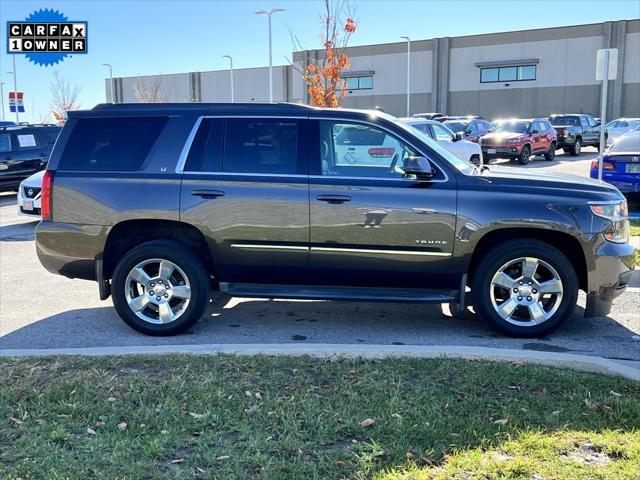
(480, 119), (557, 165)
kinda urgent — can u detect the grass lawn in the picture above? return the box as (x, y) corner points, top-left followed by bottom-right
(630, 219), (640, 237)
(1, 355), (639, 479)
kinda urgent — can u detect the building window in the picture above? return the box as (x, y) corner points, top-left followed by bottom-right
(340, 75), (374, 90)
(480, 65), (536, 83)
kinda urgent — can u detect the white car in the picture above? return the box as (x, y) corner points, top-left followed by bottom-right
(17, 170), (44, 217)
(606, 118), (640, 145)
(400, 118), (483, 165)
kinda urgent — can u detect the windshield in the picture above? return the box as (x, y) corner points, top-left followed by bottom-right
(443, 121), (469, 133)
(384, 114), (475, 174)
(495, 121), (530, 133)
(549, 116), (579, 126)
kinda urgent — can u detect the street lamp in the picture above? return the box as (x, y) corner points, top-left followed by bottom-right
(254, 7), (285, 103)
(7, 55), (19, 122)
(223, 55), (234, 102)
(102, 63), (114, 103)
(400, 36), (411, 117)
(0, 82), (5, 121)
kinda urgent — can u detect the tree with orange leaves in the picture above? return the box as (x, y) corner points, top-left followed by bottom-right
(291, 0), (356, 108)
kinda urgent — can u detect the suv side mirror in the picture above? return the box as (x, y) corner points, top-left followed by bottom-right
(403, 156), (434, 179)
(453, 132), (463, 142)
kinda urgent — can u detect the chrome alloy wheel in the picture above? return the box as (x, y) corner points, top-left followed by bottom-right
(489, 257), (563, 327)
(124, 258), (191, 325)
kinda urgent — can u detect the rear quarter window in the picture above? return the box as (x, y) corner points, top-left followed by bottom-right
(59, 117), (168, 171)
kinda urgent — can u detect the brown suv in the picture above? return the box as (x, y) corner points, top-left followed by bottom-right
(481, 118), (557, 165)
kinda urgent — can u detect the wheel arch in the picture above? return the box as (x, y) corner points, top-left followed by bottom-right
(103, 219), (215, 280)
(466, 228), (587, 292)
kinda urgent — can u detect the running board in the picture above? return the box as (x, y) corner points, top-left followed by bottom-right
(219, 282), (458, 304)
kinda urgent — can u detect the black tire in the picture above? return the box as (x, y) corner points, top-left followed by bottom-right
(112, 240), (209, 336)
(517, 145), (531, 165)
(471, 239), (578, 337)
(544, 142), (556, 161)
(570, 137), (581, 156)
(562, 147), (570, 154)
(470, 154), (481, 165)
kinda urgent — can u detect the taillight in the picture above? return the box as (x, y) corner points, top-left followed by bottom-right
(41, 170), (54, 221)
(590, 159), (615, 171)
(368, 147), (395, 158)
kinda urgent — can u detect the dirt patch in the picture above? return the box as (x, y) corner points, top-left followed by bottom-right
(561, 443), (611, 466)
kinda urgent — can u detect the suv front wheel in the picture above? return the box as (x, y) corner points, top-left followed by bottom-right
(471, 239), (578, 337)
(111, 240), (209, 335)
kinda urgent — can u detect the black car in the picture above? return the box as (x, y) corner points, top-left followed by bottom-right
(443, 118), (492, 143)
(0, 124), (62, 192)
(35, 103), (634, 338)
(548, 114), (604, 156)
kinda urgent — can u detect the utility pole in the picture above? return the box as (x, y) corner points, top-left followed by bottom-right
(401, 36), (411, 117)
(223, 55), (234, 102)
(0, 82), (5, 121)
(102, 64), (114, 103)
(8, 56), (19, 122)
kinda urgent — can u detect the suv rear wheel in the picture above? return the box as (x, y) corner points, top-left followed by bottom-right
(471, 239), (578, 337)
(570, 137), (582, 156)
(544, 142), (556, 161)
(112, 240), (209, 335)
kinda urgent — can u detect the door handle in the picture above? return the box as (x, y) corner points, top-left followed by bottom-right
(191, 189), (225, 199)
(317, 194), (351, 204)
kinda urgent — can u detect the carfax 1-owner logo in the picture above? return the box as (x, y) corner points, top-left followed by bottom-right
(7, 9), (87, 66)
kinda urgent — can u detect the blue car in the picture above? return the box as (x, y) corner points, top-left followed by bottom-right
(590, 132), (640, 194)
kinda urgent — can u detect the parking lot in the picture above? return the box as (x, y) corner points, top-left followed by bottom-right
(1, 148), (639, 360)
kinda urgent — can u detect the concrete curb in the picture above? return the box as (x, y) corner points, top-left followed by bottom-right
(1, 344), (638, 381)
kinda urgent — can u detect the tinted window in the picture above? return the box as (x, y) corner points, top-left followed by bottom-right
(549, 116), (579, 126)
(38, 129), (61, 146)
(223, 119), (299, 174)
(444, 121), (469, 133)
(587, 116), (598, 127)
(185, 118), (223, 172)
(610, 133), (640, 152)
(320, 121), (417, 178)
(580, 117), (589, 128)
(0, 134), (11, 153)
(60, 117), (167, 171)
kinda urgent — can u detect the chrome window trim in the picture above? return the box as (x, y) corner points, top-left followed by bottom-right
(176, 114), (451, 184)
(175, 116), (204, 173)
(175, 115), (308, 174)
(313, 116), (450, 183)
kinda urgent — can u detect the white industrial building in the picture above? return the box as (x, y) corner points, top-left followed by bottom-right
(106, 19), (639, 119)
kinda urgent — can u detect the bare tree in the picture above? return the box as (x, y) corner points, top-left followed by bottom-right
(49, 70), (81, 117)
(134, 77), (168, 103)
(288, 0), (357, 107)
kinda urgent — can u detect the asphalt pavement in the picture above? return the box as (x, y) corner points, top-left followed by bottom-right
(1, 148), (639, 362)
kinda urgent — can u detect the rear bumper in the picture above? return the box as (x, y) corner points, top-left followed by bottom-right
(583, 234), (635, 318)
(36, 221), (108, 280)
(591, 174), (640, 193)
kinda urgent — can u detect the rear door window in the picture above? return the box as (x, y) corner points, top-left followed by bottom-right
(223, 119), (300, 174)
(37, 129), (61, 146)
(184, 118), (224, 172)
(60, 116), (168, 171)
(0, 134), (11, 153)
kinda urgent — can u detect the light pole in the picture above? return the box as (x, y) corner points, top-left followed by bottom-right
(255, 7), (285, 103)
(0, 82), (5, 120)
(401, 36), (411, 117)
(102, 63), (114, 103)
(8, 55), (19, 122)
(223, 55), (234, 102)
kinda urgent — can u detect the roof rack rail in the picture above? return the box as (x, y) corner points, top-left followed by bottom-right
(91, 102), (315, 110)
